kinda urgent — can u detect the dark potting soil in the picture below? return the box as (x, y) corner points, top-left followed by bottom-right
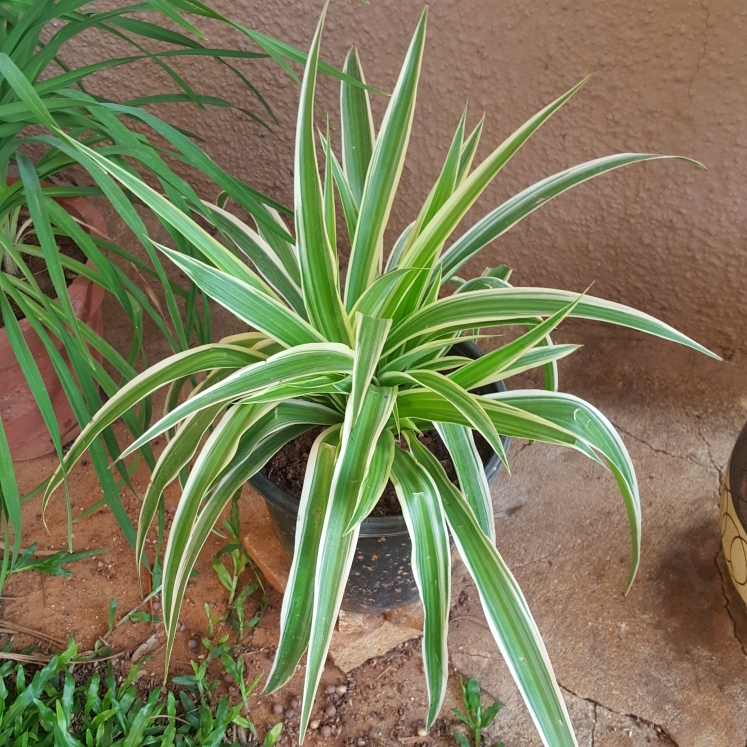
(261, 426), (492, 518)
(1, 230), (86, 326)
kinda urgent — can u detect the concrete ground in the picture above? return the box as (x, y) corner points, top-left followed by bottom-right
(451, 322), (747, 747)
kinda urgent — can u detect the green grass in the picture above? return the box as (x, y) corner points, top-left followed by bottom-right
(0, 639), (273, 747)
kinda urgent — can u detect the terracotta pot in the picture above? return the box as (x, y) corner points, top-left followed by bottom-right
(0, 182), (106, 461)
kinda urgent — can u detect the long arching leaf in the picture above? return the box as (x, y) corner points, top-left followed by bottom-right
(294, 3), (351, 344)
(438, 154), (703, 281)
(265, 425), (341, 692)
(386, 287), (718, 358)
(409, 437), (579, 747)
(392, 441), (450, 729)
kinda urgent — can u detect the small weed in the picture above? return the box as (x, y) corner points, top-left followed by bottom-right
(9, 542), (105, 577)
(202, 631), (262, 738)
(173, 660), (220, 703)
(263, 721), (283, 746)
(452, 676), (504, 747)
(212, 498), (267, 642)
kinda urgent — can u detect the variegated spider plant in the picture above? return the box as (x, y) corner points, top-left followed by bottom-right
(44, 5), (714, 746)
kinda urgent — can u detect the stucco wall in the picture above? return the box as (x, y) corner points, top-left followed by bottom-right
(75, 0), (746, 357)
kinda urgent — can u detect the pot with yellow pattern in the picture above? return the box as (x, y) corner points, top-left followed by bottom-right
(720, 421), (747, 605)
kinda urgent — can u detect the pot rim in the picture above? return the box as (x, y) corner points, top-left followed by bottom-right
(250, 340), (510, 538)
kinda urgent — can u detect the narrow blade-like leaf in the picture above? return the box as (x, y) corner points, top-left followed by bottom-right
(44, 344), (264, 503)
(157, 246), (322, 348)
(121, 343), (354, 458)
(265, 425), (341, 692)
(295, 3), (351, 344)
(386, 287), (718, 359)
(487, 389), (641, 589)
(341, 45), (375, 205)
(344, 429), (395, 532)
(399, 77), (590, 273)
(350, 314), (392, 421)
(299, 386), (396, 740)
(408, 438), (579, 747)
(344, 8), (428, 308)
(438, 154), (703, 281)
(450, 296), (582, 390)
(392, 441), (450, 728)
(436, 423), (495, 543)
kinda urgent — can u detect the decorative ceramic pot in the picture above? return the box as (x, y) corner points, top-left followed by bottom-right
(720, 421), (747, 606)
(250, 340), (510, 614)
(0, 183), (106, 461)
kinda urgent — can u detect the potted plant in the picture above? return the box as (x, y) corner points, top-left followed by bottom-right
(45, 5), (716, 746)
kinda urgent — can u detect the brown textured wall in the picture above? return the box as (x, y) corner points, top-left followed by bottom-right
(73, 0), (746, 357)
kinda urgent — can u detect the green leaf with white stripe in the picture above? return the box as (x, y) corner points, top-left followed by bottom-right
(202, 202), (306, 317)
(351, 268), (420, 319)
(162, 404), (270, 660)
(160, 420), (315, 673)
(320, 133), (359, 244)
(323, 123), (337, 258)
(344, 429), (395, 533)
(392, 441), (450, 728)
(381, 369), (507, 468)
(266, 425), (341, 693)
(386, 287), (718, 358)
(456, 114), (484, 185)
(493, 344), (579, 383)
(399, 77), (590, 273)
(408, 437), (578, 747)
(487, 389), (641, 589)
(384, 221), (414, 272)
(396, 390), (578, 448)
(156, 246), (322, 348)
(438, 154), (703, 281)
(351, 314), (391, 421)
(341, 45), (375, 206)
(294, 3), (351, 344)
(436, 423), (495, 543)
(120, 343), (354, 458)
(409, 109), (465, 243)
(450, 296), (582, 390)
(44, 344), (265, 504)
(135, 403), (225, 583)
(344, 8), (428, 309)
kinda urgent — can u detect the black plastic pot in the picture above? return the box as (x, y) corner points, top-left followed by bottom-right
(249, 341), (510, 613)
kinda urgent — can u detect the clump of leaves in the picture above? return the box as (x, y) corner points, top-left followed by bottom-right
(452, 676), (503, 747)
(46, 3), (716, 747)
(0, 639), (252, 745)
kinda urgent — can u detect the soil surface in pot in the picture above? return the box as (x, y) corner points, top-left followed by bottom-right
(2, 227), (86, 326)
(262, 427), (492, 517)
